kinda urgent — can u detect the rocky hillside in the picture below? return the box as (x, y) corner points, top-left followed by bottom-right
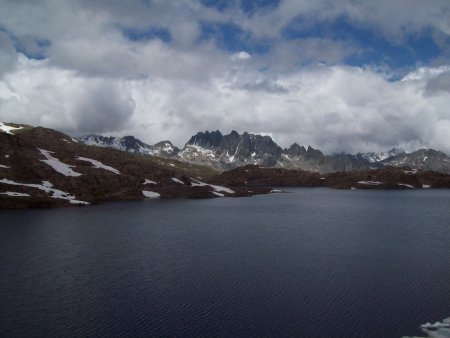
(382, 148), (450, 173)
(211, 165), (450, 190)
(0, 122), (262, 209)
(79, 130), (450, 174)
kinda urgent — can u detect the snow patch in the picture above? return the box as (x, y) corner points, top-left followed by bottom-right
(212, 191), (224, 197)
(42, 180), (53, 188)
(190, 179), (235, 194)
(420, 321), (450, 330)
(422, 184), (431, 189)
(0, 122), (23, 134)
(71, 138), (78, 143)
(0, 178), (89, 205)
(398, 183), (415, 189)
(171, 177), (184, 184)
(143, 179), (157, 185)
(357, 181), (383, 185)
(0, 164), (10, 168)
(179, 144), (216, 160)
(229, 145), (239, 162)
(4, 155), (9, 158)
(0, 191), (30, 197)
(38, 148), (82, 177)
(142, 190), (160, 198)
(271, 189), (282, 193)
(76, 156), (120, 174)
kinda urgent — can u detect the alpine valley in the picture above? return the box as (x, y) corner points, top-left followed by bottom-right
(2, 121), (450, 209)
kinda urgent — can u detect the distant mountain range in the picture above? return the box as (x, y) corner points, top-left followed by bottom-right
(80, 135), (179, 158)
(79, 131), (450, 174)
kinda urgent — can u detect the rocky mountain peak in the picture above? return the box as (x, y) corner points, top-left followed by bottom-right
(284, 143), (307, 156)
(187, 130), (223, 148)
(306, 146), (324, 159)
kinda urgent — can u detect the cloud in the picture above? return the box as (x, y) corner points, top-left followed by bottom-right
(0, 0), (449, 155)
(0, 56), (134, 135)
(239, 79), (289, 93)
(0, 31), (17, 77)
(235, 0), (450, 43)
(232, 51), (252, 61)
(2, 56), (450, 155)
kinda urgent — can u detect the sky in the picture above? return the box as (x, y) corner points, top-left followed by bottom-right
(0, 0), (450, 154)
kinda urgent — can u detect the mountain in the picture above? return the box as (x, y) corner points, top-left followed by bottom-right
(178, 130), (377, 173)
(177, 130), (282, 170)
(0, 122), (261, 209)
(383, 148), (450, 174)
(78, 130), (450, 175)
(277, 147), (370, 172)
(358, 147), (405, 163)
(79, 135), (179, 158)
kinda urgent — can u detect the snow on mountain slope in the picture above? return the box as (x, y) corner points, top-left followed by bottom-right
(76, 157), (120, 175)
(359, 147), (405, 163)
(0, 178), (89, 205)
(0, 122), (23, 135)
(38, 148), (82, 177)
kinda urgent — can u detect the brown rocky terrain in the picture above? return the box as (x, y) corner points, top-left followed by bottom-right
(0, 123), (266, 208)
(211, 164), (450, 190)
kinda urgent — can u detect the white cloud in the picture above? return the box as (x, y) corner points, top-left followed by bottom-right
(232, 51), (252, 61)
(0, 0), (450, 155)
(0, 31), (18, 76)
(1, 56), (450, 154)
(0, 56), (135, 134)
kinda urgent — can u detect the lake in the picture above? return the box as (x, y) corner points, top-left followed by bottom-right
(1, 188), (449, 337)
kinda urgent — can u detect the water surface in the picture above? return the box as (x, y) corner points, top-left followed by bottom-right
(1, 188), (450, 337)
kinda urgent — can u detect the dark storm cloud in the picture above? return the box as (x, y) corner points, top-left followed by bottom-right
(75, 83), (135, 134)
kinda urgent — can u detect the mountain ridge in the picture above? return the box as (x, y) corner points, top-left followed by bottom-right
(78, 130), (450, 174)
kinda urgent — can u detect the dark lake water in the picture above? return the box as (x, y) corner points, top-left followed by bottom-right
(1, 188), (450, 337)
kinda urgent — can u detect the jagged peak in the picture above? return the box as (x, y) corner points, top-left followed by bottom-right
(230, 130), (240, 136)
(187, 130), (224, 147)
(122, 135), (139, 141)
(154, 140), (174, 146)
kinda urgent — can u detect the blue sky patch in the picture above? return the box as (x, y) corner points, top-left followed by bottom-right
(200, 0), (280, 14)
(200, 21), (270, 54)
(120, 26), (171, 43)
(281, 15), (442, 68)
(0, 27), (50, 60)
